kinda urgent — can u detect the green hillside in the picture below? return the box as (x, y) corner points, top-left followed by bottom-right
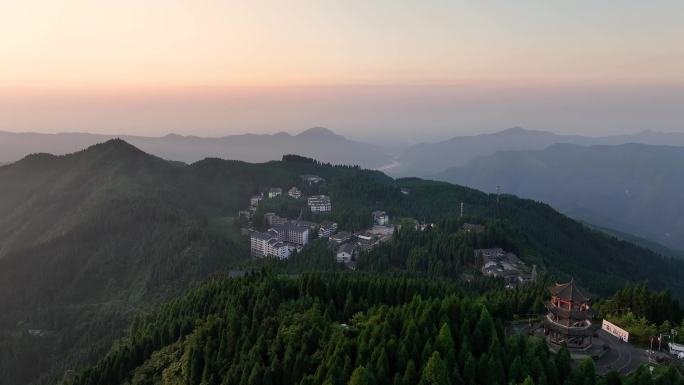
(65, 271), (682, 385)
(0, 142), (247, 385)
(2, 140), (684, 384)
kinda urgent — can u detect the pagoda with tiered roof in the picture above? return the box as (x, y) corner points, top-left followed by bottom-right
(543, 279), (598, 350)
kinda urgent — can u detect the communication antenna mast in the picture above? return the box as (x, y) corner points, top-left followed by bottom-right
(496, 185), (501, 204)
(460, 202), (464, 218)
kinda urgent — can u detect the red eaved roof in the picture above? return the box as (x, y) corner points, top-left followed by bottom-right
(549, 279), (590, 302)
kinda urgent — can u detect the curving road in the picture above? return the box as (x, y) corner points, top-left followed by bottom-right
(595, 330), (649, 375)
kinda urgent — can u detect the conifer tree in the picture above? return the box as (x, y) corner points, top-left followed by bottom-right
(401, 361), (417, 385)
(555, 343), (572, 380)
(419, 352), (451, 385)
(349, 366), (377, 385)
(436, 323), (457, 366)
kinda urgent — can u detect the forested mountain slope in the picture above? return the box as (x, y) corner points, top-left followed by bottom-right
(2, 140), (684, 384)
(66, 271), (682, 385)
(435, 143), (684, 250)
(0, 141), (247, 385)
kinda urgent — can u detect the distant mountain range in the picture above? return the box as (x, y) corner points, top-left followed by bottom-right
(389, 127), (684, 175)
(0, 127), (391, 169)
(6, 126), (684, 175)
(4, 125), (684, 252)
(436, 143), (684, 250)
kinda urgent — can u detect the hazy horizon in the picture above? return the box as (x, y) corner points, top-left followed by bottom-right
(2, 1), (684, 144)
(3, 84), (684, 145)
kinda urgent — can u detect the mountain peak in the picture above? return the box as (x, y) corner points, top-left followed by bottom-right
(163, 133), (185, 139)
(296, 127), (341, 138)
(92, 138), (141, 150)
(499, 126), (528, 134)
(80, 138), (150, 159)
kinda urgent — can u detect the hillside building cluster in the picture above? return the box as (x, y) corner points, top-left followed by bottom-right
(245, 176), (396, 266)
(332, 213), (395, 266)
(248, 176), (331, 215)
(246, 175), (333, 258)
(476, 247), (537, 288)
(250, 221), (310, 259)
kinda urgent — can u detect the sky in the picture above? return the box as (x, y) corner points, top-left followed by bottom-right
(1, 0), (683, 143)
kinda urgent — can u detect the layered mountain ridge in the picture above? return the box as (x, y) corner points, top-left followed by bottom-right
(2, 139), (684, 384)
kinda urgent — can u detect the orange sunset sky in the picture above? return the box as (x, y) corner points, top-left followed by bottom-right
(1, 0), (683, 142)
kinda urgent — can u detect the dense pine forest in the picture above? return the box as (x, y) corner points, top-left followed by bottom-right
(2, 140), (684, 384)
(594, 283), (684, 344)
(66, 271), (682, 385)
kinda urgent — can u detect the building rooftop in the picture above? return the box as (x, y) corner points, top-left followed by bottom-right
(301, 174), (325, 181)
(331, 231), (352, 241)
(308, 195), (331, 202)
(368, 225), (394, 235)
(251, 230), (278, 241)
(475, 248), (505, 256)
(337, 243), (356, 254)
(356, 231), (375, 240)
(550, 279), (590, 302)
(290, 219), (316, 228)
(273, 222), (309, 233)
(268, 239), (287, 247)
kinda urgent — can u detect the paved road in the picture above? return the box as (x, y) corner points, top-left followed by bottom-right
(595, 330), (649, 375)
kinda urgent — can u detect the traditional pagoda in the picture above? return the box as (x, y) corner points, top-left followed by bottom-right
(543, 279), (598, 350)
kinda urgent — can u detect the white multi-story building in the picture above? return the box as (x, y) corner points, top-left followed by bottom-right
(268, 188), (282, 198)
(273, 222), (310, 246)
(307, 195), (331, 213)
(288, 187), (302, 199)
(372, 210), (389, 226)
(251, 229), (295, 259)
(250, 229), (279, 257)
(266, 240), (292, 259)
